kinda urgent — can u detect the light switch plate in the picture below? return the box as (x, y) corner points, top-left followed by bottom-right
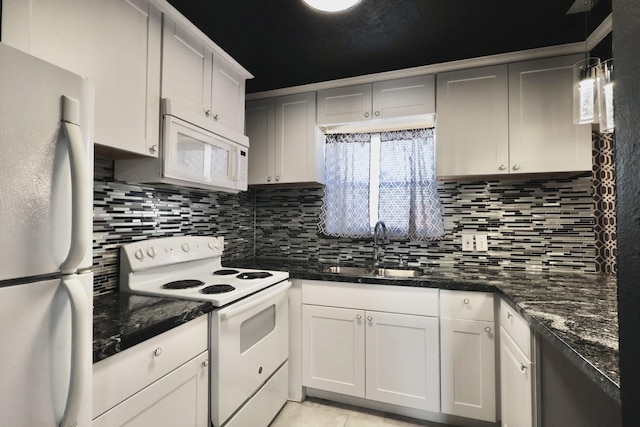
(462, 235), (474, 252)
(475, 234), (488, 252)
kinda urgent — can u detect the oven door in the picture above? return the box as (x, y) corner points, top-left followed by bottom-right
(210, 280), (291, 427)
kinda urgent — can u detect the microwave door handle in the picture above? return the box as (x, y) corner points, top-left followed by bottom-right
(220, 281), (292, 321)
(231, 146), (241, 181)
(59, 96), (89, 274)
(59, 275), (90, 427)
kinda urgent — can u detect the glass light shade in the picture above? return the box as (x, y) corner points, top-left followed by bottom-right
(302, 0), (362, 12)
(573, 57), (601, 125)
(599, 59), (615, 133)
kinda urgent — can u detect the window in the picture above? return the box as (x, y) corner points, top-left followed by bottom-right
(319, 128), (444, 240)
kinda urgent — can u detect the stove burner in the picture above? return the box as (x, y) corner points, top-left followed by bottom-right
(162, 279), (205, 290)
(199, 284), (236, 294)
(236, 272), (273, 280)
(213, 269), (240, 276)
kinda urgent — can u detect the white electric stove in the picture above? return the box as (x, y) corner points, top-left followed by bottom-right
(119, 235), (289, 307)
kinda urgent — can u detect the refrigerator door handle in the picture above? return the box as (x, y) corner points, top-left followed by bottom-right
(59, 96), (89, 274)
(60, 275), (90, 427)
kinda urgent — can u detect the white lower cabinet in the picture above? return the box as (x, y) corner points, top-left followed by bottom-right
(301, 281), (440, 413)
(499, 299), (536, 427)
(440, 290), (496, 422)
(92, 315), (209, 427)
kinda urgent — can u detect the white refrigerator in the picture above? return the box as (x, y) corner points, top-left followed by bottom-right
(0, 43), (94, 427)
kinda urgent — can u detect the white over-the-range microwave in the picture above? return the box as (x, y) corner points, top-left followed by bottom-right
(115, 99), (249, 193)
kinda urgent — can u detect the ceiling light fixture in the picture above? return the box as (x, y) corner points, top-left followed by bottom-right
(302, 0), (362, 13)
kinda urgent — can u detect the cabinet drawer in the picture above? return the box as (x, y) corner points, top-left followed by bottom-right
(499, 298), (532, 358)
(93, 315), (208, 418)
(440, 290), (494, 321)
(301, 280), (438, 317)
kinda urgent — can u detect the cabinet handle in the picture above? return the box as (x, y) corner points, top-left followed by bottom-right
(463, 298), (470, 304)
(202, 359), (210, 368)
(275, 176), (280, 182)
(267, 176), (272, 182)
(153, 347), (162, 357)
(149, 144), (158, 154)
(485, 327), (492, 333)
(205, 109), (211, 117)
(513, 164), (521, 171)
(374, 111), (380, 117)
(520, 364), (527, 372)
(499, 164), (506, 171)
(364, 112), (370, 118)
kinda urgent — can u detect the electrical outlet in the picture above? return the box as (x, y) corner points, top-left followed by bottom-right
(475, 234), (488, 252)
(462, 235), (474, 252)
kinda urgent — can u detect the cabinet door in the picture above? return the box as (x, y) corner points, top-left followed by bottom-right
(93, 351), (209, 427)
(274, 92), (320, 184)
(162, 16), (212, 119)
(508, 55), (592, 173)
(210, 54), (246, 134)
(246, 99), (276, 185)
(440, 318), (496, 422)
(500, 328), (534, 427)
(302, 305), (365, 398)
(365, 311), (440, 412)
(317, 84), (373, 125)
(372, 75), (435, 119)
(436, 65), (509, 177)
(2, 0), (162, 157)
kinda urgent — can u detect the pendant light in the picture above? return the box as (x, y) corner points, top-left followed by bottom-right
(573, 57), (601, 125)
(599, 59), (614, 132)
(302, 0), (362, 13)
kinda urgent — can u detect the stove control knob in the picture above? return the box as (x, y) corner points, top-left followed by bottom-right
(134, 249), (144, 261)
(147, 247), (156, 258)
(208, 240), (221, 250)
(181, 243), (190, 252)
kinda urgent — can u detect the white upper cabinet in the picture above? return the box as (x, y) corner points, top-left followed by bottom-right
(1, 0), (162, 157)
(435, 65), (510, 177)
(317, 75), (435, 125)
(508, 54), (592, 173)
(162, 14), (249, 135)
(246, 92), (323, 186)
(436, 55), (592, 178)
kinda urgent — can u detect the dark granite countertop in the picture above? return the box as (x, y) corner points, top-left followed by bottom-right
(93, 292), (214, 363)
(92, 259), (619, 403)
(239, 258), (620, 403)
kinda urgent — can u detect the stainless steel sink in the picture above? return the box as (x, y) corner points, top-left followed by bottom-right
(323, 266), (423, 278)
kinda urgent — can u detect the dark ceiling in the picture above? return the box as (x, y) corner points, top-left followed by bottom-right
(167, 0), (612, 94)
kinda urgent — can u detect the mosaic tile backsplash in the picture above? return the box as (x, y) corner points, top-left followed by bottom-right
(93, 132), (615, 294)
(254, 175), (598, 272)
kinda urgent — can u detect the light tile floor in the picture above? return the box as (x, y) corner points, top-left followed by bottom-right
(269, 398), (454, 427)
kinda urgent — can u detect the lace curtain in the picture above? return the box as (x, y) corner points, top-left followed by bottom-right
(319, 128), (444, 240)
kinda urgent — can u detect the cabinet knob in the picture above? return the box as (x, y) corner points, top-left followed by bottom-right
(374, 111), (380, 117)
(356, 314), (362, 320)
(149, 144), (158, 154)
(499, 164), (506, 171)
(485, 327), (492, 333)
(364, 112), (370, 118)
(520, 364), (527, 372)
(205, 109), (211, 117)
(153, 347), (162, 357)
(507, 312), (513, 319)
(202, 359), (210, 368)
(213, 114), (219, 121)
(463, 298), (470, 304)
(267, 176), (272, 182)
(275, 176), (280, 182)
(513, 164), (521, 171)
(367, 316), (373, 322)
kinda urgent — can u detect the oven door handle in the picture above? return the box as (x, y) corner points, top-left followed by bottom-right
(220, 281), (291, 321)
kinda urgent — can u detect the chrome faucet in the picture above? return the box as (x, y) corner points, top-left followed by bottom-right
(373, 220), (390, 267)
